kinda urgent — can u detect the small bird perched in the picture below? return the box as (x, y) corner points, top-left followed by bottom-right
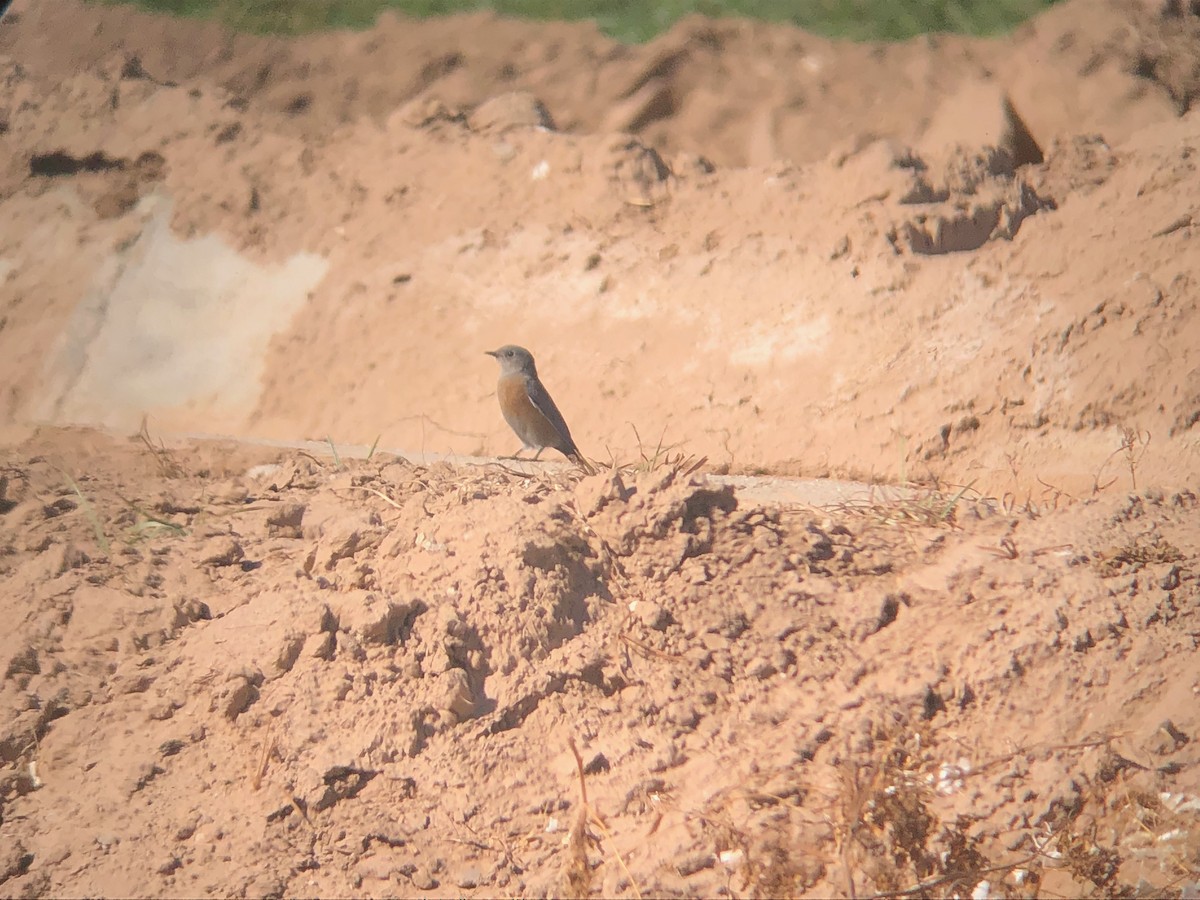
(486, 344), (595, 474)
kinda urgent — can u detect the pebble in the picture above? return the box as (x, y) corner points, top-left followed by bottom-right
(410, 868), (438, 891)
(455, 866), (483, 889)
(676, 851), (715, 876)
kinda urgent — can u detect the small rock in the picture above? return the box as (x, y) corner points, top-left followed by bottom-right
(43, 497), (77, 518)
(246, 463), (283, 484)
(719, 848), (745, 868)
(337, 631), (365, 662)
(0, 840), (32, 881)
(676, 851), (715, 877)
(603, 76), (673, 135)
(356, 856), (395, 881)
(918, 82), (1042, 167)
(265, 502), (306, 538)
(393, 858), (418, 877)
(95, 833), (119, 850)
(273, 632), (306, 676)
(159, 739), (185, 757)
(5, 646), (39, 678)
(922, 686), (947, 720)
(330, 591), (413, 645)
(649, 741), (686, 773)
(410, 867), (438, 891)
(805, 534), (835, 562)
(469, 91), (555, 133)
(304, 631), (336, 661)
(454, 866), (483, 889)
(1152, 719), (1191, 755)
(174, 817), (198, 841)
(665, 703), (700, 731)
(747, 657), (777, 680)
(43, 540), (90, 575)
(1160, 565), (1182, 591)
(634, 600), (670, 631)
(682, 560), (711, 584)
(121, 673), (155, 694)
(148, 700), (175, 724)
(222, 676), (259, 720)
(199, 536), (244, 567)
(701, 633), (729, 652)
(868, 594), (902, 636)
(1100, 749), (1148, 783)
(128, 762), (164, 795)
(432, 668), (476, 721)
(773, 646), (796, 674)
(574, 469), (631, 517)
(391, 97), (460, 130)
(244, 874), (287, 898)
(211, 480), (249, 504)
(583, 753), (611, 775)
(305, 516), (379, 571)
(157, 855), (182, 876)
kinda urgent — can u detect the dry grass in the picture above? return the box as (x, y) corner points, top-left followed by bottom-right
(1093, 426), (1152, 494)
(562, 737), (641, 899)
(1093, 535), (1183, 576)
(836, 424), (1159, 528)
(826, 480), (981, 530)
(669, 722), (1196, 899)
(563, 738), (594, 899)
(136, 417), (187, 478)
(603, 424), (707, 480)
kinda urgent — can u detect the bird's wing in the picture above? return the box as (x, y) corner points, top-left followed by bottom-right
(524, 376), (580, 455)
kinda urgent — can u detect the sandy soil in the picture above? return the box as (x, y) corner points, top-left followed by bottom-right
(1, 0), (1199, 896)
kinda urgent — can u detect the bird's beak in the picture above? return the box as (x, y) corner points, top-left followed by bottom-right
(484, 349), (498, 358)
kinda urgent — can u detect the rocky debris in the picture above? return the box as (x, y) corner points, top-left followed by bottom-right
(1, 0), (1200, 892)
(469, 91), (556, 133)
(919, 82), (1044, 167)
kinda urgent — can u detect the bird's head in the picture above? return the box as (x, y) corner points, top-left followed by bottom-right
(485, 344), (537, 377)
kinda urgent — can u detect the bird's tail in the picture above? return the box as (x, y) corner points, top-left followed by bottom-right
(568, 451), (597, 476)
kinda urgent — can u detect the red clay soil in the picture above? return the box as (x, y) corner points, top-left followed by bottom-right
(1, 0), (1199, 897)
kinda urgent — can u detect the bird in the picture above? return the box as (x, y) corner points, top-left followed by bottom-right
(486, 344), (595, 474)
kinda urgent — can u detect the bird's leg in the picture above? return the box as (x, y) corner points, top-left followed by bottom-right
(532, 448), (545, 461)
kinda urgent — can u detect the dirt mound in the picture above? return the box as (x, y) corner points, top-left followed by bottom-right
(2, 428), (1198, 897)
(2, 0), (1200, 894)
(2, 39), (1199, 491)
(3, 0), (1196, 167)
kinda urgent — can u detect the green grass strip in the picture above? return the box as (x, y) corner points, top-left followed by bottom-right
(90, 0), (1062, 43)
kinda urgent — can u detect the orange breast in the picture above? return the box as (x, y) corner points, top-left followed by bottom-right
(497, 374), (567, 451)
